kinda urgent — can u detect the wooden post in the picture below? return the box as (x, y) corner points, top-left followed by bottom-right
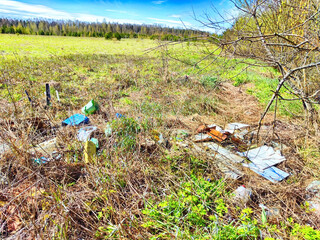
(46, 83), (51, 106)
(25, 90), (32, 104)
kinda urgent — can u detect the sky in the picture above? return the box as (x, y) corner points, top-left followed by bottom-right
(0, 0), (237, 31)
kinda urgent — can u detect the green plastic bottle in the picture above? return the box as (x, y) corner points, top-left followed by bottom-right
(82, 100), (99, 115)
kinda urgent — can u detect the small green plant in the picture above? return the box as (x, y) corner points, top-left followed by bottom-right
(199, 75), (220, 89)
(111, 117), (141, 150)
(142, 176), (226, 236)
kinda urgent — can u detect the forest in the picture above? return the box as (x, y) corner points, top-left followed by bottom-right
(0, 18), (207, 40)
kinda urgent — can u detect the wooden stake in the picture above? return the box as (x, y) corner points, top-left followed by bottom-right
(46, 83), (51, 106)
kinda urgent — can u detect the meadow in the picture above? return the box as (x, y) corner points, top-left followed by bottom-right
(0, 34), (319, 239)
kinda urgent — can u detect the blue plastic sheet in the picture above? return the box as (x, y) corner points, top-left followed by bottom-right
(247, 163), (289, 183)
(115, 113), (124, 118)
(33, 157), (49, 164)
(62, 114), (89, 126)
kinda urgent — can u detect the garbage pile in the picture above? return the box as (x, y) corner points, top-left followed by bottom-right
(176, 122), (290, 183)
(0, 101), (292, 184)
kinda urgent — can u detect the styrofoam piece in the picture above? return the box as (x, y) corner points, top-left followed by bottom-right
(203, 142), (244, 163)
(225, 123), (250, 134)
(194, 133), (212, 141)
(240, 145), (286, 170)
(245, 163), (289, 183)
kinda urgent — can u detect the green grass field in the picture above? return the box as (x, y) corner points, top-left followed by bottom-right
(0, 34), (301, 117)
(0, 34), (318, 239)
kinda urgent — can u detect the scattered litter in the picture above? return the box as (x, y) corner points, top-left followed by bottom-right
(84, 140), (96, 163)
(306, 180), (320, 193)
(175, 141), (189, 148)
(271, 141), (289, 152)
(33, 157), (50, 164)
(225, 123), (250, 134)
(244, 163), (289, 183)
(105, 123), (112, 137)
(0, 143), (10, 156)
(196, 124), (211, 133)
(77, 126), (98, 142)
(207, 124), (224, 132)
(306, 199), (320, 216)
(172, 129), (190, 140)
(192, 143), (243, 179)
(233, 185), (252, 203)
(234, 129), (249, 140)
(240, 145), (286, 170)
(62, 114), (89, 126)
(207, 128), (228, 142)
(0, 172), (9, 187)
(90, 138), (99, 149)
(52, 151), (62, 160)
(116, 113), (124, 118)
(82, 100), (99, 115)
(194, 133), (212, 142)
(56, 90), (60, 102)
(266, 207), (281, 218)
(32, 138), (57, 157)
(202, 142), (244, 163)
(151, 130), (164, 144)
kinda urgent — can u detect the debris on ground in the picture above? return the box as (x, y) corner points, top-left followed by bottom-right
(194, 133), (212, 142)
(84, 140), (96, 163)
(202, 142), (244, 163)
(105, 123), (112, 137)
(31, 138), (57, 157)
(305, 180), (320, 216)
(307, 200), (320, 216)
(151, 130), (164, 144)
(225, 123), (250, 134)
(33, 156), (50, 164)
(192, 143), (244, 179)
(171, 129), (191, 141)
(174, 122), (291, 182)
(207, 128), (229, 142)
(233, 185), (252, 203)
(240, 145), (286, 170)
(90, 138), (99, 149)
(306, 180), (320, 193)
(82, 99), (99, 115)
(244, 163), (289, 182)
(116, 113), (124, 118)
(192, 123), (247, 179)
(0, 172), (9, 188)
(62, 113), (89, 126)
(0, 143), (9, 156)
(77, 126), (98, 142)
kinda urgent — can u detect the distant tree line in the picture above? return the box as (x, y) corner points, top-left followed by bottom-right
(0, 18), (207, 41)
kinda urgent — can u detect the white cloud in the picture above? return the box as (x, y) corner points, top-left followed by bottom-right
(0, 0), (143, 24)
(0, 0), (72, 18)
(0, 0), (202, 29)
(152, 1), (165, 5)
(0, 8), (19, 14)
(105, 9), (127, 14)
(169, 14), (181, 18)
(0, 0), (72, 19)
(148, 17), (190, 25)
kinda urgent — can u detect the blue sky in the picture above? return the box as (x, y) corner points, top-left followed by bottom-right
(0, 0), (236, 31)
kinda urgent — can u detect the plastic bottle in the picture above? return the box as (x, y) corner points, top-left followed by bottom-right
(233, 185), (252, 203)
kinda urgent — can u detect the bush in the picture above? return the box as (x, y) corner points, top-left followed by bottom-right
(113, 32), (121, 41)
(104, 32), (113, 40)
